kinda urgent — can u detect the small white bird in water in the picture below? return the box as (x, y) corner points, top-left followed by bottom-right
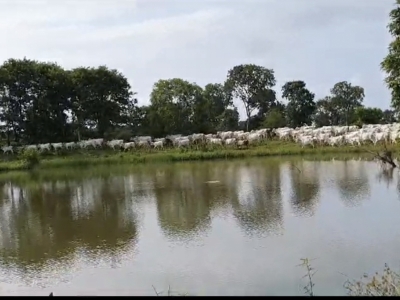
(205, 180), (220, 184)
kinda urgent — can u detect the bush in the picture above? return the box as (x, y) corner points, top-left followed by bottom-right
(20, 148), (40, 169)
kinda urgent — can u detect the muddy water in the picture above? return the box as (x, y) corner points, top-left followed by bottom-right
(0, 158), (399, 296)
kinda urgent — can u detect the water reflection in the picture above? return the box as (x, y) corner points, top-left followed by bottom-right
(153, 164), (229, 239)
(335, 160), (370, 207)
(377, 166), (395, 188)
(231, 161), (283, 236)
(289, 162), (320, 217)
(0, 176), (139, 277)
(0, 158), (395, 295)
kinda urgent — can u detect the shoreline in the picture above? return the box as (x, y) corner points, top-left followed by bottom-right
(0, 141), (394, 173)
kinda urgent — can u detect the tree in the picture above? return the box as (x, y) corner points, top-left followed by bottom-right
(0, 59), (31, 144)
(70, 66), (132, 138)
(263, 104), (287, 128)
(381, 0), (400, 112)
(282, 81), (316, 128)
(224, 64), (276, 131)
(330, 81), (365, 125)
(216, 108), (239, 131)
(354, 107), (384, 125)
(150, 78), (203, 136)
(382, 109), (397, 124)
(0, 58), (72, 144)
(200, 83), (232, 132)
(23, 61), (73, 143)
(313, 97), (341, 127)
(0, 56), (394, 146)
(248, 89), (277, 130)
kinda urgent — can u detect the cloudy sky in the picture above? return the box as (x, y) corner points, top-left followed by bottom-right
(0, 0), (394, 119)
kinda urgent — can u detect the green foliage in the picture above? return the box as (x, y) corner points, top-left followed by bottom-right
(0, 57), (391, 146)
(224, 64), (276, 131)
(313, 97), (340, 127)
(382, 0), (400, 112)
(330, 81), (364, 125)
(383, 109), (397, 123)
(312, 81), (364, 127)
(0, 59), (134, 143)
(263, 107), (287, 128)
(354, 107), (384, 125)
(20, 148), (40, 169)
(282, 81), (316, 128)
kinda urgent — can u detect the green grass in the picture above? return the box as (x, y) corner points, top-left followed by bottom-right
(0, 140), (396, 173)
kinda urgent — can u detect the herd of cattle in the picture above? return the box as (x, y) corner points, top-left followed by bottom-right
(0, 123), (399, 155)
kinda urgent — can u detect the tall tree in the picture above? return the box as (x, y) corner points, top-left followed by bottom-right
(381, 0), (400, 112)
(0, 58), (39, 144)
(313, 96), (341, 127)
(248, 89), (277, 130)
(330, 81), (364, 125)
(200, 83), (232, 132)
(70, 66), (132, 138)
(224, 64), (276, 131)
(150, 78), (203, 136)
(282, 81), (316, 128)
(24, 61), (72, 143)
(0, 58), (72, 144)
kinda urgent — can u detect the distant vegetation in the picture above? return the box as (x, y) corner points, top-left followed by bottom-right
(0, 0), (397, 167)
(0, 51), (396, 148)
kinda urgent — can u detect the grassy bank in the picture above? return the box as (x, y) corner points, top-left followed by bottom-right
(0, 141), (397, 173)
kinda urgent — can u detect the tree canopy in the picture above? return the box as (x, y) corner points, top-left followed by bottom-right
(0, 58), (393, 146)
(382, 0), (400, 112)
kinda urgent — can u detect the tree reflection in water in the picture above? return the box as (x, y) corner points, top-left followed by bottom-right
(0, 174), (139, 285)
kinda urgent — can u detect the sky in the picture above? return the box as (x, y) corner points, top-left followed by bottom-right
(0, 0), (395, 120)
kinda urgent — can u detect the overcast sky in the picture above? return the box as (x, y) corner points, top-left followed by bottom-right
(0, 0), (394, 120)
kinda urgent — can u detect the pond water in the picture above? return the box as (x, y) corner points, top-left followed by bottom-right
(0, 157), (399, 296)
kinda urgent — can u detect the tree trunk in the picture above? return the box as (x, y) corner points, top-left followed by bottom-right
(245, 105), (250, 132)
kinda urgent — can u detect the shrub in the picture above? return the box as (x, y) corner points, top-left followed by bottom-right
(20, 148), (40, 169)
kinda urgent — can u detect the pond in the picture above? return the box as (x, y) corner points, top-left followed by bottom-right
(0, 157), (399, 296)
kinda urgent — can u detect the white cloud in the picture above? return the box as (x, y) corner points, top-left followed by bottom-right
(0, 0), (394, 119)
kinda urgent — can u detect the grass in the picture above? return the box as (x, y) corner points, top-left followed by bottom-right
(0, 141), (396, 173)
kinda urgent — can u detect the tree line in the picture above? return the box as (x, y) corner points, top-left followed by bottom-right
(0, 58), (395, 146)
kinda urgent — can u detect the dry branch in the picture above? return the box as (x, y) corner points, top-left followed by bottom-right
(365, 143), (397, 168)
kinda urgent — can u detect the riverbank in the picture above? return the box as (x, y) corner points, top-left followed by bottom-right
(0, 141), (396, 173)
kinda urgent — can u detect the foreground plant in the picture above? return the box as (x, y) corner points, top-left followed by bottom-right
(298, 258), (317, 296)
(152, 285), (188, 296)
(20, 148), (40, 169)
(344, 264), (400, 296)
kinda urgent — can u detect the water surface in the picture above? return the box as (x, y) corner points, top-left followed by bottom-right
(0, 157), (399, 296)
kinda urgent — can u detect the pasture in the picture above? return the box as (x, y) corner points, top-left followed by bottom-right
(0, 123), (399, 172)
